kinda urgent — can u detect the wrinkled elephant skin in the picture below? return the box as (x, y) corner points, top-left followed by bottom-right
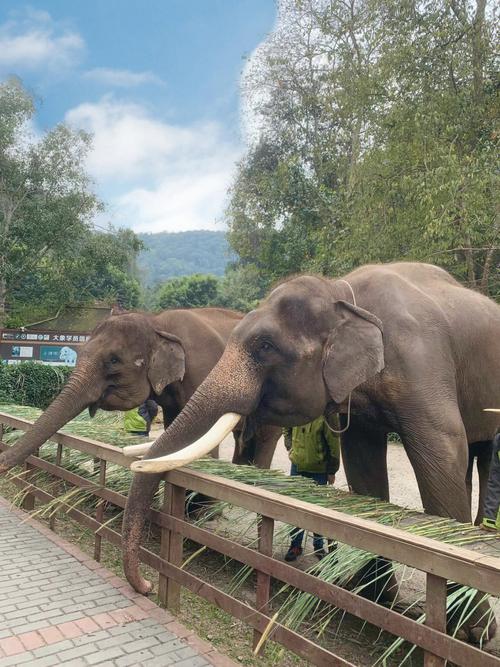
(123, 262), (500, 640)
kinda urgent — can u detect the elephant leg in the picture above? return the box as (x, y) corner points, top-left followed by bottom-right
(340, 414), (389, 500)
(231, 419), (254, 465)
(161, 403), (177, 430)
(399, 410), (470, 522)
(399, 411), (495, 643)
(253, 424), (281, 468)
(231, 419), (280, 468)
(340, 415), (396, 603)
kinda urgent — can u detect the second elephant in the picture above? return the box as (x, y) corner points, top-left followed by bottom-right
(0, 307), (280, 472)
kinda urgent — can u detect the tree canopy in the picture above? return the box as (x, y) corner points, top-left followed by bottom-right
(154, 274), (220, 310)
(151, 266), (266, 314)
(0, 79), (143, 327)
(228, 0), (499, 297)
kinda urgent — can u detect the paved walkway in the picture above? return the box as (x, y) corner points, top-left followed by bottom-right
(0, 498), (237, 667)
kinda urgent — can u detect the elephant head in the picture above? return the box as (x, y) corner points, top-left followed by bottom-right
(0, 313), (185, 473)
(123, 275), (385, 593)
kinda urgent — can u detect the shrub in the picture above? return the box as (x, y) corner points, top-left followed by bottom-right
(0, 362), (72, 409)
(154, 274), (219, 310)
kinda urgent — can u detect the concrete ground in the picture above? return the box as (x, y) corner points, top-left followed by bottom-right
(0, 497), (237, 667)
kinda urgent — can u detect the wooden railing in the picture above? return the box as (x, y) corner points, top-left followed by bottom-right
(1, 412), (499, 667)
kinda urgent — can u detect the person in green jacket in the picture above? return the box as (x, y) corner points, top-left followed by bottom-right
(124, 400), (158, 437)
(283, 415), (340, 561)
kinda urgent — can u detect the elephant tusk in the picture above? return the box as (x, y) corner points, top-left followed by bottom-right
(130, 413), (242, 474)
(123, 442), (155, 457)
(483, 409), (500, 413)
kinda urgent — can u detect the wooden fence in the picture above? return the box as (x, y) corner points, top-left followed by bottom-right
(1, 412), (499, 667)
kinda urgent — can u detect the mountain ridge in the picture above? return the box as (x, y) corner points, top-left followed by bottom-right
(137, 230), (235, 286)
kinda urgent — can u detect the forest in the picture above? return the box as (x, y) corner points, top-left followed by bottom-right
(1, 0), (498, 328)
(137, 231), (233, 286)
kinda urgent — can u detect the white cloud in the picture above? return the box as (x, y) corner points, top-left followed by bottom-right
(83, 67), (164, 87)
(0, 9), (84, 72)
(66, 97), (241, 232)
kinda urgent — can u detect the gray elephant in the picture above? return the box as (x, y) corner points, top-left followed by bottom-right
(0, 308), (280, 472)
(121, 262), (500, 641)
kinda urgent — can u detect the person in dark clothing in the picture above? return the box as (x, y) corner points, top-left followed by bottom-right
(283, 416), (340, 561)
(124, 400), (158, 436)
(482, 427), (500, 531)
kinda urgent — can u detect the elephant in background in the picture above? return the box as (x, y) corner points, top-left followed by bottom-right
(0, 307), (280, 473)
(121, 262), (499, 642)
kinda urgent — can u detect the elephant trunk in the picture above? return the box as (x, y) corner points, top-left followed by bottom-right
(0, 361), (102, 473)
(122, 345), (260, 594)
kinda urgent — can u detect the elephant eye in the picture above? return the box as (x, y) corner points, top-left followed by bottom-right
(260, 341), (275, 353)
(110, 355), (120, 365)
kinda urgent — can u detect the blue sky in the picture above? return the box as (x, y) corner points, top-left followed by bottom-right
(0, 1), (276, 232)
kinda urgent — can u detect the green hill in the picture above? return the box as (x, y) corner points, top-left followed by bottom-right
(137, 231), (235, 286)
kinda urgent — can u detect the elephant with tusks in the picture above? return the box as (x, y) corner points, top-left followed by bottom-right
(119, 262), (500, 643)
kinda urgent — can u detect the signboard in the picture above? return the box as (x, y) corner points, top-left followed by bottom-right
(1, 331), (89, 343)
(40, 346), (78, 367)
(0, 329), (90, 366)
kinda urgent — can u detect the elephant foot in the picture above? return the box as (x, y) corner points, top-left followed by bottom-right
(345, 562), (497, 645)
(453, 617), (497, 644)
(447, 585), (497, 644)
(347, 557), (398, 605)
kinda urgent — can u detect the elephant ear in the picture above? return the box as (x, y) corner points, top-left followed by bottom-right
(323, 301), (384, 404)
(148, 331), (186, 395)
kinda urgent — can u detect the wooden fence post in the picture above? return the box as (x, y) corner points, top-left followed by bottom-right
(158, 481), (185, 612)
(22, 448), (38, 511)
(94, 458), (107, 562)
(167, 484), (185, 612)
(49, 443), (64, 531)
(253, 515), (275, 653)
(424, 573), (447, 667)
(158, 481), (172, 607)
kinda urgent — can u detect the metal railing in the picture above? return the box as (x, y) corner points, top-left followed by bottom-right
(1, 412), (499, 667)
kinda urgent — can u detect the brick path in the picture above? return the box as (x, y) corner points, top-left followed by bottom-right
(0, 498), (237, 667)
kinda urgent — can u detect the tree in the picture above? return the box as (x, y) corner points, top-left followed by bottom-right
(218, 264), (268, 312)
(1, 79), (145, 325)
(154, 274), (220, 310)
(230, 0), (382, 282)
(6, 226), (143, 325)
(341, 0), (499, 293)
(228, 0), (499, 295)
(0, 78), (102, 326)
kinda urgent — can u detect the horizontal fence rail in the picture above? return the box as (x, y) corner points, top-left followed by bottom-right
(1, 412), (499, 667)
